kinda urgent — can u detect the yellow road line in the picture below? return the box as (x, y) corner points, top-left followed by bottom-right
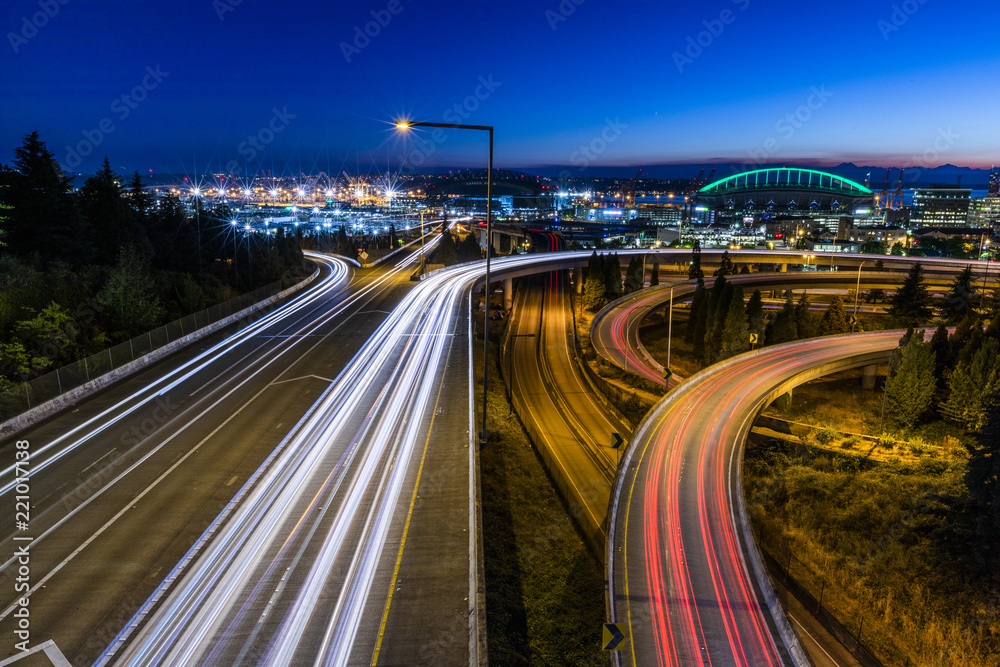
(370, 342), (454, 665)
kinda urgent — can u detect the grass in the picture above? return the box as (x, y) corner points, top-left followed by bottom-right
(744, 393), (1000, 666)
(476, 315), (608, 666)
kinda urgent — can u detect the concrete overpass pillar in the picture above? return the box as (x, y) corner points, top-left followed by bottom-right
(573, 267), (583, 294)
(779, 263), (787, 273)
(862, 364), (877, 390)
(504, 278), (513, 311)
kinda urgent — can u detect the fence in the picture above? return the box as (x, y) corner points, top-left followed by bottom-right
(0, 280), (286, 422)
(757, 526), (886, 667)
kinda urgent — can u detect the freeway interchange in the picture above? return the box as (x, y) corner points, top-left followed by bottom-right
(0, 244), (980, 665)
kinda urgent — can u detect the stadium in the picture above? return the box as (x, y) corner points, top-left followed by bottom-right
(695, 167), (874, 213)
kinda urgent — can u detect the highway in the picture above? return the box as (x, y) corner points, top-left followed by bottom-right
(0, 245), (474, 664)
(95, 238), (502, 665)
(503, 268), (628, 554)
(607, 330), (903, 666)
(0, 244), (966, 665)
(590, 270), (958, 388)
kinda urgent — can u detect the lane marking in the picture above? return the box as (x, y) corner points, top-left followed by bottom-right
(370, 323), (455, 665)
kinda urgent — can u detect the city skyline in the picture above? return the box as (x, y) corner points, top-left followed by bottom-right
(2, 0), (999, 176)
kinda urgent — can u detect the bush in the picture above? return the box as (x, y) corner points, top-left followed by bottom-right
(877, 432), (897, 449)
(840, 435), (861, 449)
(816, 427), (839, 444)
(906, 438), (940, 457)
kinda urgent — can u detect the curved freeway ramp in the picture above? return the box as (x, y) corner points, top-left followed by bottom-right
(591, 271), (957, 388)
(607, 330), (903, 666)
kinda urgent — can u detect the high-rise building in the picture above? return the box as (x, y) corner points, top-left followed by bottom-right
(989, 170), (999, 196)
(968, 196), (1000, 227)
(910, 186), (971, 227)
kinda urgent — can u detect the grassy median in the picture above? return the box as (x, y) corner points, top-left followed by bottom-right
(475, 315), (607, 666)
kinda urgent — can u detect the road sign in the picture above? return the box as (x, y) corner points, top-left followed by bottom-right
(602, 623), (627, 651)
(359, 251), (369, 262)
(611, 432), (624, 449)
(662, 366), (673, 381)
(848, 316), (858, 327)
(749, 333), (759, 344)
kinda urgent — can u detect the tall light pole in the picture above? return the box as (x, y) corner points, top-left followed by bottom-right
(980, 238), (992, 313)
(852, 259), (867, 332)
(666, 284), (675, 378)
(192, 187), (202, 274)
(396, 120), (494, 448)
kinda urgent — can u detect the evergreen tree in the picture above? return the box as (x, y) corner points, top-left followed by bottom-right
(127, 171), (152, 220)
(457, 233), (482, 262)
(0, 131), (90, 264)
(434, 228), (458, 265)
(884, 330), (936, 431)
(963, 384), (1000, 568)
(623, 256), (644, 294)
(685, 285), (707, 344)
(929, 323), (950, 391)
(889, 262), (933, 326)
(942, 338), (1000, 431)
(704, 275), (733, 363)
(714, 250), (736, 277)
(795, 292), (818, 339)
(820, 295), (849, 335)
(942, 265), (977, 323)
(766, 295), (798, 345)
(583, 274), (605, 311)
(604, 253), (622, 302)
(717, 286), (749, 361)
(739, 264), (750, 275)
(688, 240), (704, 287)
(746, 289), (765, 340)
(80, 157), (147, 264)
(97, 243), (163, 337)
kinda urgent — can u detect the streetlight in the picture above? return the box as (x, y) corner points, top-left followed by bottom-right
(852, 259), (867, 332)
(191, 187), (202, 274)
(396, 119), (494, 448)
(980, 237), (992, 313)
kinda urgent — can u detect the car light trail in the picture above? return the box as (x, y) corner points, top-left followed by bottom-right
(611, 330), (903, 666)
(99, 251), (605, 665)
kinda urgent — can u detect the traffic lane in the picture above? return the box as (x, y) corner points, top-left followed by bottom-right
(591, 272), (935, 386)
(511, 279), (610, 546)
(368, 297), (473, 666)
(543, 271), (623, 469)
(0, 263), (416, 663)
(618, 333), (900, 665)
(103, 267), (470, 664)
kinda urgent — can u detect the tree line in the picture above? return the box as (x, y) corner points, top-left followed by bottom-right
(0, 132), (308, 390)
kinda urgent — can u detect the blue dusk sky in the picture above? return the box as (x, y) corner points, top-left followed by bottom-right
(2, 0), (998, 177)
